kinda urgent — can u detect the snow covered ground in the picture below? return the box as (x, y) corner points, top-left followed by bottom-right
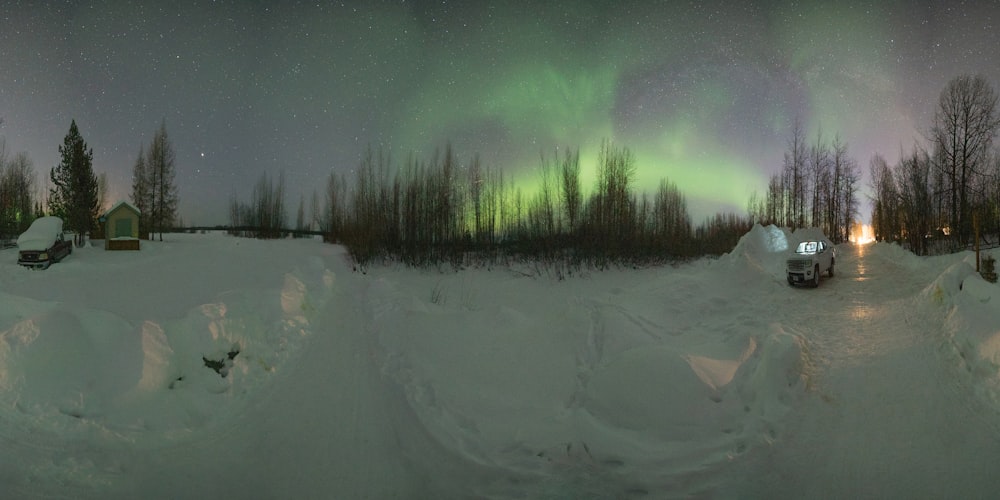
(2, 227), (1000, 498)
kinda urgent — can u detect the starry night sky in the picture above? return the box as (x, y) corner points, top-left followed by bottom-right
(1, 1), (998, 225)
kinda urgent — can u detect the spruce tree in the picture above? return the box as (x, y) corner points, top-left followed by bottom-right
(49, 120), (98, 246)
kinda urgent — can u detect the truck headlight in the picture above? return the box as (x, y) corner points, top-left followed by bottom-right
(39, 252), (48, 261)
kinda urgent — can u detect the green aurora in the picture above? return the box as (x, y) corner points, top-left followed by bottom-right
(1, 1), (997, 224)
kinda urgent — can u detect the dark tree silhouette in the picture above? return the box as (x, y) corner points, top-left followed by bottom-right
(932, 75), (999, 245)
(49, 120), (98, 246)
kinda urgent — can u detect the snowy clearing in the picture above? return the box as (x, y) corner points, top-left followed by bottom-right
(2, 227), (1000, 498)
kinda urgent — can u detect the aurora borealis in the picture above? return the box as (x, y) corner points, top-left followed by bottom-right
(1, 1), (998, 224)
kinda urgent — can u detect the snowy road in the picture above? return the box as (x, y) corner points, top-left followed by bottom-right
(721, 243), (1000, 497)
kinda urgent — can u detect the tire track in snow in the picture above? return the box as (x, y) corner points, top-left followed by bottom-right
(565, 298), (606, 411)
(353, 273), (509, 497)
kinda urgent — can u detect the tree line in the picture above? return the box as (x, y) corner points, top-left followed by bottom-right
(227, 170), (288, 239)
(869, 74), (1000, 255)
(0, 119), (96, 247)
(746, 120), (861, 244)
(229, 140), (754, 271)
(0, 118), (44, 244)
(0, 118), (180, 246)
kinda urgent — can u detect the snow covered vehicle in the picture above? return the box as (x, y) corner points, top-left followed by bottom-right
(786, 238), (835, 287)
(16, 216), (73, 269)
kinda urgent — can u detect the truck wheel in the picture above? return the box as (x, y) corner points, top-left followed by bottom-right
(829, 259), (835, 277)
(812, 265), (820, 287)
(787, 275), (794, 286)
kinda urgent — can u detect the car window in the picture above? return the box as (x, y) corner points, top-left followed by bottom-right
(795, 241), (826, 254)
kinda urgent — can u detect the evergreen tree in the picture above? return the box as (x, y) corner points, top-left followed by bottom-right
(49, 120), (98, 246)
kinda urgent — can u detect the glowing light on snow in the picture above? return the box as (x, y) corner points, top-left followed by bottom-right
(852, 305), (874, 320)
(851, 223), (875, 245)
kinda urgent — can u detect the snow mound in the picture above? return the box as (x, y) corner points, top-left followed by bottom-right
(724, 224), (791, 279)
(0, 264), (335, 438)
(921, 258), (977, 305)
(585, 325), (807, 446)
(0, 299), (139, 420)
(932, 250), (1000, 410)
(867, 240), (922, 268)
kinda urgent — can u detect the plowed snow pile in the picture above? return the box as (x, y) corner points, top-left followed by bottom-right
(2, 228), (998, 498)
(928, 249), (1000, 409)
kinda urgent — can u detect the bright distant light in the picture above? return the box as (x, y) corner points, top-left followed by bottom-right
(851, 223), (875, 245)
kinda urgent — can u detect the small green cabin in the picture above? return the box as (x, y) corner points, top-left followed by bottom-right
(103, 201), (141, 250)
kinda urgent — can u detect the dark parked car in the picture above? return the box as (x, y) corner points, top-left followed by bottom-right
(16, 216), (73, 269)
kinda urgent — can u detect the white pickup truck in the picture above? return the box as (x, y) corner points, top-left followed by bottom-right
(786, 239), (835, 287)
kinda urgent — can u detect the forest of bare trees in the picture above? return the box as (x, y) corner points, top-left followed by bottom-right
(227, 171), (288, 240)
(747, 120), (861, 244)
(131, 121), (180, 241)
(869, 74), (1000, 255)
(347, 140), (729, 269)
(226, 140), (749, 271)
(218, 73), (999, 268)
(0, 121), (42, 244)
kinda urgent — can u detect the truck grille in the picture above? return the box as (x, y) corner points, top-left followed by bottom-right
(787, 259), (811, 272)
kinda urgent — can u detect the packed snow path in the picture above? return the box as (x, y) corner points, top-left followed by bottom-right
(720, 243), (1000, 497)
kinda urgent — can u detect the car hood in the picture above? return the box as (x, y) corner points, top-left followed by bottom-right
(16, 216), (64, 251)
(17, 237), (55, 252)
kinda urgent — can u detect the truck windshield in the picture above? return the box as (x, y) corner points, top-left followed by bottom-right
(796, 241), (818, 254)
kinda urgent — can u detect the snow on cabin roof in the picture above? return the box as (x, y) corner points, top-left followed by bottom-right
(103, 200), (140, 218)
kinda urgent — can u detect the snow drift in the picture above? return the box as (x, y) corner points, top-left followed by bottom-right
(927, 249), (1000, 410)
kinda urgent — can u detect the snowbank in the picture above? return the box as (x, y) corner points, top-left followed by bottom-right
(928, 250), (1000, 409)
(723, 223), (791, 280)
(0, 236), (335, 441)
